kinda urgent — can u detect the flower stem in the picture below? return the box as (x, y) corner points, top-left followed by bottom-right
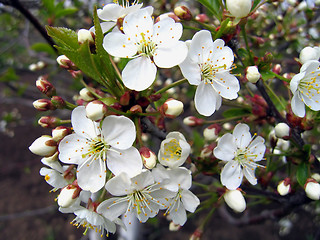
(203, 114), (251, 124)
(241, 24), (254, 65)
(154, 78), (187, 95)
(263, 80), (286, 110)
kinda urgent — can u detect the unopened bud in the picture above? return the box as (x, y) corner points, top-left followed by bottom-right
(130, 105), (142, 113)
(223, 189), (246, 213)
(37, 61), (45, 69)
(169, 221), (181, 231)
(203, 124), (221, 141)
(33, 99), (56, 111)
(274, 122), (290, 139)
(52, 126), (71, 142)
(119, 91), (131, 106)
(51, 96), (66, 109)
(272, 64), (282, 75)
(160, 98), (184, 118)
(57, 185), (81, 208)
(78, 29), (94, 44)
(246, 66), (261, 83)
(226, 0), (252, 19)
(29, 63), (37, 71)
(183, 116), (204, 126)
(79, 88), (95, 102)
(174, 6), (192, 21)
(86, 100), (107, 121)
(195, 13), (209, 23)
(299, 46), (320, 64)
(155, 12), (180, 23)
(29, 135), (57, 157)
(311, 173), (320, 182)
(36, 76), (56, 97)
(56, 55), (76, 70)
(140, 147), (157, 169)
(277, 178), (291, 196)
(189, 228), (203, 240)
(38, 116), (61, 128)
(305, 179), (320, 200)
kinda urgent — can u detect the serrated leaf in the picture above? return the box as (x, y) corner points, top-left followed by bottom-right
(296, 162), (309, 186)
(197, 0), (222, 20)
(46, 26), (79, 50)
(222, 108), (250, 118)
(31, 42), (56, 55)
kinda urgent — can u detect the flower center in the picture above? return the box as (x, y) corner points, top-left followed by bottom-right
(137, 33), (157, 57)
(82, 137), (109, 161)
(163, 139), (182, 161)
(298, 71), (320, 101)
(200, 62), (227, 83)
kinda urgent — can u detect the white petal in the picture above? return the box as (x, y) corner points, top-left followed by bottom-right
(214, 133), (237, 161)
(243, 165), (257, 185)
(210, 46), (234, 70)
(179, 57), (201, 85)
(247, 136), (266, 162)
(290, 72), (304, 93)
(212, 72), (239, 99)
(169, 199), (187, 226)
(40, 167), (68, 189)
(153, 18), (182, 46)
(168, 167), (192, 190)
(102, 115), (136, 149)
(181, 189), (200, 213)
(194, 81), (221, 116)
(107, 147), (143, 178)
(98, 4), (124, 21)
(221, 161), (243, 190)
(154, 41), (188, 68)
(188, 30), (215, 63)
(58, 134), (87, 164)
(100, 22), (116, 33)
(77, 156), (106, 193)
(300, 60), (320, 73)
(97, 197), (128, 221)
(302, 91), (320, 111)
(122, 57), (157, 91)
(71, 106), (98, 139)
(291, 92), (305, 117)
(105, 172), (132, 196)
(103, 32), (137, 58)
(131, 170), (155, 190)
(233, 123), (251, 149)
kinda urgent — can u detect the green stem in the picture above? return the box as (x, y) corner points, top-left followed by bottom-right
(263, 80), (286, 110)
(137, 111), (160, 117)
(59, 119), (71, 124)
(134, 117), (143, 148)
(203, 114), (251, 124)
(270, 71), (290, 83)
(154, 78), (187, 95)
(106, 106), (130, 117)
(64, 101), (77, 110)
(241, 24), (254, 65)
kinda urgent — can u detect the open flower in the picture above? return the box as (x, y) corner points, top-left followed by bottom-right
(179, 30), (240, 116)
(97, 170), (174, 224)
(213, 123), (266, 190)
(158, 132), (191, 169)
(290, 60), (320, 117)
(103, 8), (187, 91)
(58, 106), (142, 193)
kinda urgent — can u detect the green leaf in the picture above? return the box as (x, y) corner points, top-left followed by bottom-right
(55, 8), (78, 18)
(214, 18), (230, 39)
(192, 130), (205, 149)
(31, 42), (56, 55)
(42, 0), (55, 14)
(222, 108), (250, 118)
(260, 71), (275, 81)
(296, 162), (309, 186)
(100, 97), (118, 106)
(46, 26), (79, 50)
(197, 0), (222, 20)
(253, 0), (261, 9)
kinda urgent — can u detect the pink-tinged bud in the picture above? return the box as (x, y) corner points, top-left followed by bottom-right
(120, 91), (131, 106)
(38, 116), (60, 128)
(183, 116), (204, 126)
(52, 126), (71, 142)
(78, 29), (94, 44)
(149, 93), (162, 102)
(33, 99), (56, 111)
(36, 76), (56, 97)
(85, 100), (107, 121)
(51, 96), (66, 109)
(29, 135), (57, 157)
(155, 12), (180, 23)
(57, 184), (81, 208)
(305, 178), (320, 200)
(174, 6), (192, 21)
(160, 98), (184, 118)
(140, 147), (157, 169)
(203, 124), (221, 141)
(189, 228), (203, 240)
(246, 66), (261, 83)
(195, 13), (209, 23)
(272, 64), (282, 75)
(79, 88), (95, 102)
(274, 122), (290, 139)
(223, 189), (246, 213)
(130, 105), (142, 113)
(277, 178), (291, 196)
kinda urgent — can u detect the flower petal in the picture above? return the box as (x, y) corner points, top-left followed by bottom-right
(214, 133), (237, 161)
(131, 170), (154, 190)
(154, 41), (188, 68)
(71, 106), (98, 139)
(98, 4), (124, 21)
(188, 30), (215, 64)
(105, 172), (133, 196)
(103, 32), (137, 58)
(107, 147), (143, 178)
(181, 189), (200, 213)
(97, 197), (128, 221)
(58, 134), (87, 164)
(179, 57), (201, 85)
(169, 199), (187, 226)
(194, 81), (221, 116)
(212, 72), (239, 99)
(122, 56), (157, 91)
(243, 165), (257, 185)
(221, 160), (243, 190)
(247, 136), (266, 162)
(291, 92), (306, 117)
(153, 17), (182, 46)
(233, 123), (251, 149)
(102, 115), (136, 149)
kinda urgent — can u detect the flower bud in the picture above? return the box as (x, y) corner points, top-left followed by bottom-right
(299, 46), (320, 64)
(57, 185), (81, 208)
(85, 100), (107, 121)
(33, 99), (56, 111)
(38, 116), (61, 128)
(29, 135), (57, 157)
(272, 64), (282, 75)
(203, 124), (221, 141)
(140, 147), (157, 169)
(160, 98), (184, 118)
(183, 116), (204, 126)
(37, 61), (45, 69)
(274, 122), (290, 139)
(78, 29), (94, 44)
(119, 91), (131, 106)
(52, 126), (72, 142)
(174, 6), (192, 21)
(305, 179), (320, 200)
(189, 228), (203, 240)
(169, 221), (181, 231)
(29, 63), (37, 71)
(226, 0), (252, 19)
(51, 96), (66, 109)
(155, 12), (180, 23)
(56, 55), (76, 69)
(130, 104), (143, 113)
(311, 173), (320, 182)
(79, 88), (95, 102)
(223, 189), (246, 213)
(246, 66), (261, 83)
(36, 76), (56, 97)
(195, 13), (209, 23)
(277, 178), (291, 196)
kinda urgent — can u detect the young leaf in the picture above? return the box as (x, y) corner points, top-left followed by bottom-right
(222, 108), (250, 118)
(197, 0), (222, 20)
(296, 162), (309, 187)
(46, 26), (79, 50)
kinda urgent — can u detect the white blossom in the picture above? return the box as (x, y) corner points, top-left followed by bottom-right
(223, 189), (246, 213)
